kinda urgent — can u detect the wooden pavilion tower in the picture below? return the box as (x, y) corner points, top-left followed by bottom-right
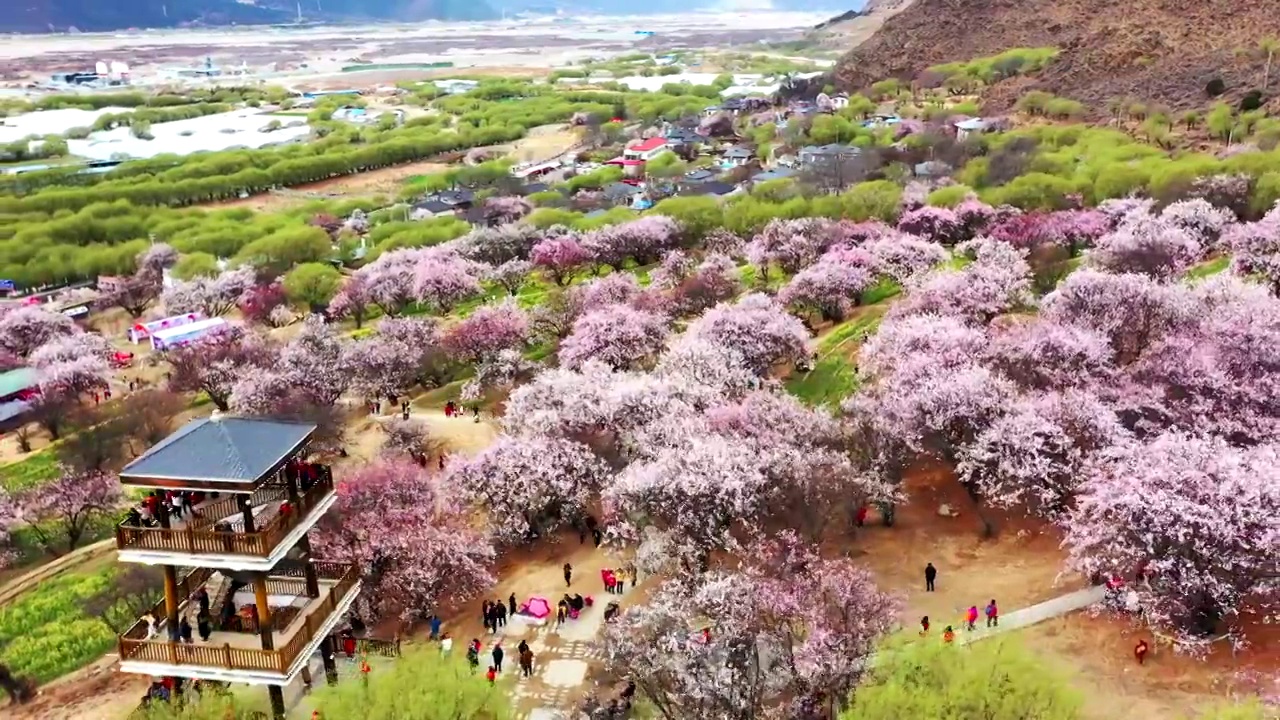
(113, 412), (361, 718)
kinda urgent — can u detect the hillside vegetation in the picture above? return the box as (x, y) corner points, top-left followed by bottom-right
(834, 0), (1280, 112)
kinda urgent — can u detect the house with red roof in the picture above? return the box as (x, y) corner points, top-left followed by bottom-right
(623, 137), (669, 162)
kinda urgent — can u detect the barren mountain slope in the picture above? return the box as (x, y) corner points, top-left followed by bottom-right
(834, 0), (1280, 111)
(808, 0), (917, 51)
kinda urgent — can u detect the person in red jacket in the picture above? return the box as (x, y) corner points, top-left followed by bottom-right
(1134, 639), (1149, 665)
(486, 666), (497, 684)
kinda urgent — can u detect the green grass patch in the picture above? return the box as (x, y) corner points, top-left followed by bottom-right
(789, 311), (885, 409)
(786, 354), (859, 409)
(861, 278), (902, 305)
(0, 566), (120, 684)
(0, 449), (61, 493)
(1186, 255), (1230, 281)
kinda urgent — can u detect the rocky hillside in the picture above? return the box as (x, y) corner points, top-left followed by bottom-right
(806, 0), (914, 50)
(3, 0), (495, 33)
(833, 0), (1280, 111)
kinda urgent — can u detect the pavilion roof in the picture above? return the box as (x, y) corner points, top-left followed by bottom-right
(120, 414), (315, 491)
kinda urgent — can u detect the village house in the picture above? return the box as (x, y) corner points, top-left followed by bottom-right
(678, 181), (738, 199)
(409, 188), (475, 220)
(721, 145), (755, 168)
(954, 118), (989, 141)
(623, 137), (670, 162)
(752, 167), (796, 183)
(799, 144), (861, 167)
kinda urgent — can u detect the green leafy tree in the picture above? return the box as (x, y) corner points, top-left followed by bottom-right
(1207, 102), (1236, 143)
(842, 638), (1084, 720)
(170, 252), (220, 281)
(283, 262), (344, 311)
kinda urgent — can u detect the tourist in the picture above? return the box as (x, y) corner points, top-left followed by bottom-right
(854, 505), (868, 527)
(965, 605), (979, 632)
(920, 616), (930, 636)
(467, 643), (480, 671)
(179, 616), (194, 644)
(486, 666), (496, 684)
(481, 600), (491, 632)
(1134, 639), (1149, 665)
(943, 625), (955, 643)
(925, 562), (937, 592)
(592, 527), (603, 548)
(625, 561), (638, 584)
(402, 403), (410, 421)
(438, 453), (447, 471)
(197, 611), (211, 643)
(508, 593), (517, 617)
(445, 401), (454, 417)
(196, 587), (209, 616)
(602, 568), (614, 593)
(492, 643), (504, 673)
(563, 562), (573, 587)
(495, 600), (507, 629)
(142, 612), (157, 640)
(440, 633), (453, 655)
(985, 599), (999, 628)
(520, 647), (534, 678)
(429, 615), (442, 640)
(556, 601), (567, 627)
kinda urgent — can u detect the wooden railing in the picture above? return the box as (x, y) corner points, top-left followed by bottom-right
(121, 567), (216, 641)
(117, 562), (359, 676)
(115, 473), (334, 558)
(185, 486), (289, 530)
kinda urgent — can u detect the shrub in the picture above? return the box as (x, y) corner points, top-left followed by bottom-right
(1240, 90), (1265, 112)
(1205, 78), (1227, 97)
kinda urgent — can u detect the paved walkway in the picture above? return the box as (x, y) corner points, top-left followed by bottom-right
(505, 584), (1108, 718)
(953, 585), (1107, 644)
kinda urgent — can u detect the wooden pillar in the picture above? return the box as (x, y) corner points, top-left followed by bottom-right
(299, 535), (321, 599)
(254, 573), (274, 651)
(240, 494), (256, 534)
(162, 565), (180, 633)
(267, 685), (286, 720)
(320, 636), (339, 685)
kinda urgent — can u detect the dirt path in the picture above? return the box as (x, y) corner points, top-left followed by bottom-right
(201, 160), (454, 212)
(197, 123), (581, 214)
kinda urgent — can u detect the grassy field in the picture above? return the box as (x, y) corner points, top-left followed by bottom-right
(785, 309), (885, 408)
(0, 449), (60, 493)
(0, 560), (123, 684)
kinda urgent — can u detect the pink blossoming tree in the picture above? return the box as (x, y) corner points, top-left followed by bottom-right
(683, 293), (811, 375)
(598, 533), (897, 719)
(446, 436), (612, 544)
(313, 457), (495, 623)
(441, 301), (530, 365)
(530, 234), (592, 286)
(1062, 433), (1280, 647)
(162, 267), (255, 317)
(167, 325), (279, 411)
(559, 305), (671, 371)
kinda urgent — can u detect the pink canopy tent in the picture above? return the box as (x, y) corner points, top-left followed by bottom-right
(522, 596), (551, 619)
